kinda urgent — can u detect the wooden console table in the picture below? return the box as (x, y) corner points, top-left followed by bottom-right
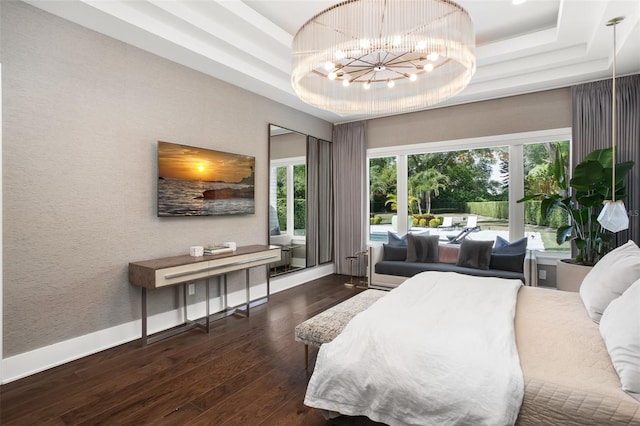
(129, 244), (281, 345)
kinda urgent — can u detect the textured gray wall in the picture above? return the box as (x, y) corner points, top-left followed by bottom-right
(2, 1), (332, 357)
(367, 88), (572, 149)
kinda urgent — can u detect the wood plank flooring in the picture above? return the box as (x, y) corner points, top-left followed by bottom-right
(0, 274), (375, 426)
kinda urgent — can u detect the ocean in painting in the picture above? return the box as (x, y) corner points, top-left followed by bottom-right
(158, 177), (254, 216)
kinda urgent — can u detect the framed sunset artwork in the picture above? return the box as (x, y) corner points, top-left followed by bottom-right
(157, 141), (255, 216)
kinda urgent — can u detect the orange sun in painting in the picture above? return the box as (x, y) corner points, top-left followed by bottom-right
(158, 141), (254, 183)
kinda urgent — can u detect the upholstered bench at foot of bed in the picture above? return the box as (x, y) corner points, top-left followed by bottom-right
(295, 289), (387, 369)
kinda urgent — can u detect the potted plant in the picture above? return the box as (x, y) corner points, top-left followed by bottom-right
(518, 146), (634, 266)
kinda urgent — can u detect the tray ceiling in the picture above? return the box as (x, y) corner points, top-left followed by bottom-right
(25, 0), (640, 123)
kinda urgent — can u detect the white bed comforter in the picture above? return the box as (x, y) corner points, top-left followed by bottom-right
(304, 271), (524, 426)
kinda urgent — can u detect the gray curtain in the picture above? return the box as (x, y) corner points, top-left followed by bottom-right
(307, 136), (319, 267)
(318, 139), (333, 264)
(333, 121), (367, 275)
(572, 74), (640, 247)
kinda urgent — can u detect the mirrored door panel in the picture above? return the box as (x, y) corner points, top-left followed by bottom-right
(269, 125), (308, 277)
(268, 124), (334, 278)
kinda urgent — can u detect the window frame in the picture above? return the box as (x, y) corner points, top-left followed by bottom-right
(366, 127), (572, 250)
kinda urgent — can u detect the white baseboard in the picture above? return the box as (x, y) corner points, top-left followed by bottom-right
(3, 315), (142, 384)
(270, 263), (334, 294)
(1, 265), (334, 384)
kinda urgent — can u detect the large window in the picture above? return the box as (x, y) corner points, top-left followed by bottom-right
(367, 130), (571, 254)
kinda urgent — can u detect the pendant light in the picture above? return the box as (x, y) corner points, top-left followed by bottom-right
(597, 16), (629, 233)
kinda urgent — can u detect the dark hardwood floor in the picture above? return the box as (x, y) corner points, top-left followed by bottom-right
(0, 274), (371, 426)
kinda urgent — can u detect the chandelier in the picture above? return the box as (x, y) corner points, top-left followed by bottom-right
(291, 0), (476, 115)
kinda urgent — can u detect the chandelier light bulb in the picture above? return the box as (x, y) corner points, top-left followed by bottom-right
(328, 71), (337, 80)
(425, 63), (434, 72)
(409, 73), (418, 81)
(335, 50), (346, 60)
(427, 52), (439, 61)
(387, 79), (395, 88)
(342, 79), (350, 87)
(323, 61), (335, 71)
(364, 81), (371, 90)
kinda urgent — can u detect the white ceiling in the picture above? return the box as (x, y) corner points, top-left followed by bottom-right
(25, 0), (640, 123)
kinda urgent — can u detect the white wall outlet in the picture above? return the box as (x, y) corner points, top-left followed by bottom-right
(188, 283), (195, 296)
(539, 269), (547, 280)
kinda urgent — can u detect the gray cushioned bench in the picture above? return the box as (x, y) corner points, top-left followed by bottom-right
(295, 289), (387, 369)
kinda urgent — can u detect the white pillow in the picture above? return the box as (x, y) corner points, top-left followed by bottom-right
(579, 240), (640, 323)
(600, 279), (640, 401)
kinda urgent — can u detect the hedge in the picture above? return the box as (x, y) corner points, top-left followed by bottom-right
(466, 200), (567, 227)
(521, 200), (568, 228)
(466, 201), (509, 219)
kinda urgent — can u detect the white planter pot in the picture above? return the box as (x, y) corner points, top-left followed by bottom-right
(556, 259), (593, 292)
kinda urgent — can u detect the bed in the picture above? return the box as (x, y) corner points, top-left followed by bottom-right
(516, 283), (640, 425)
(304, 270), (640, 425)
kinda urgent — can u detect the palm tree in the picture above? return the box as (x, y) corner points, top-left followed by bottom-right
(384, 193), (420, 214)
(409, 169), (450, 214)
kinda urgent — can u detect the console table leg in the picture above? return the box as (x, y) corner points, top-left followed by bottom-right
(141, 288), (148, 346)
(266, 265), (270, 301)
(245, 269), (251, 316)
(223, 274), (228, 310)
(182, 283), (188, 322)
(205, 278), (210, 333)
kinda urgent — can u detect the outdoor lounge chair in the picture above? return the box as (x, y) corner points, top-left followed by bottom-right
(438, 217), (454, 229)
(465, 215), (480, 231)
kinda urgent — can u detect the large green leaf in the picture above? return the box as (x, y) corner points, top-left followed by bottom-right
(615, 161), (635, 179)
(597, 160), (634, 200)
(576, 192), (605, 208)
(571, 160), (606, 191)
(556, 224), (573, 245)
(552, 145), (568, 191)
(611, 161), (635, 191)
(573, 207), (589, 225)
(540, 196), (563, 219)
(583, 148), (613, 165)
